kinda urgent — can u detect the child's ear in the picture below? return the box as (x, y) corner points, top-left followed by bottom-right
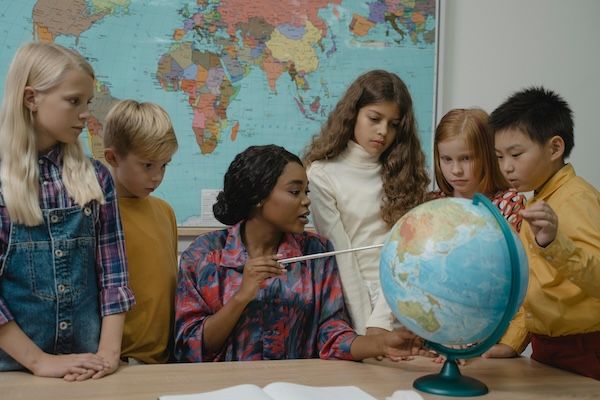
(23, 87), (37, 111)
(548, 135), (565, 162)
(104, 148), (120, 167)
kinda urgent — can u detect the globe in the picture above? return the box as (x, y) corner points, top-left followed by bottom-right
(379, 194), (528, 396)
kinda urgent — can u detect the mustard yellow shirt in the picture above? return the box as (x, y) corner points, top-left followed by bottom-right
(119, 196), (178, 363)
(501, 164), (600, 353)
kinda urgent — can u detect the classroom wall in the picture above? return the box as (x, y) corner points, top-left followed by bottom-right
(438, 0), (600, 189)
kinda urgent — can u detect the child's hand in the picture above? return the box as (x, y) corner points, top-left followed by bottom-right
(30, 352), (108, 380)
(520, 201), (558, 247)
(63, 348), (120, 381)
(481, 343), (518, 358)
(236, 255), (284, 303)
(90, 348), (120, 379)
(380, 327), (436, 360)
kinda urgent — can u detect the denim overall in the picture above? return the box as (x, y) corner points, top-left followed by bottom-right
(0, 194), (101, 371)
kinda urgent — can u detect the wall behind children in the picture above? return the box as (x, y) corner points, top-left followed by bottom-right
(0, 1), (438, 235)
(438, 0), (600, 190)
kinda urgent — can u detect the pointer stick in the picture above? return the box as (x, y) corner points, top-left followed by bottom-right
(278, 243), (384, 264)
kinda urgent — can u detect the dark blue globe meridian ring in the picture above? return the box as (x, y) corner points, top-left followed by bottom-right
(425, 193), (526, 361)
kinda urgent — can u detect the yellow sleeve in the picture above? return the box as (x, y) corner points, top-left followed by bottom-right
(539, 190), (600, 297)
(499, 307), (531, 354)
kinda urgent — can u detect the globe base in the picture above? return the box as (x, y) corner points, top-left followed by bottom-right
(413, 359), (488, 397)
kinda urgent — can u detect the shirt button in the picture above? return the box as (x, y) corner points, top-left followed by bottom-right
(54, 249), (63, 257)
(50, 215), (59, 223)
(57, 284), (66, 293)
(38, 159), (44, 165)
(43, 181), (49, 186)
(59, 321), (68, 330)
(83, 207), (92, 216)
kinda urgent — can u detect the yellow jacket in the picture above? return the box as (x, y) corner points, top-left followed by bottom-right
(501, 164), (600, 353)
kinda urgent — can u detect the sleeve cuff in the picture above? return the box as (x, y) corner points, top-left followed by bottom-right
(0, 300), (14, 325)
(500, 328), (530, 354)
(100, 286), (135, 316)
(538, 229), (574, 269)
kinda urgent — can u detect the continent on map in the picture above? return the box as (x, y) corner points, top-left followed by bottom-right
(87, 81), (121, 162)
(390, 201), (486, 262)
(397, 300), (441, 333)
(156, 42), (238, 154)
(349, 0), (436, 44)
(33, 0), (130, 43)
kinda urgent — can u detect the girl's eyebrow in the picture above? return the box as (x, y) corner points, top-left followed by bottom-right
(285, 179), (305, 185)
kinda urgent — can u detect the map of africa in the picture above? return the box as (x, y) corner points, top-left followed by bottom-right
(0, 0), (436, 226)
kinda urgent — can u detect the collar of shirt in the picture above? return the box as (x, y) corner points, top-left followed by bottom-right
(38, 145), (63, 167)
(219, 221), (304, 271)
(533, 163), (574, 202)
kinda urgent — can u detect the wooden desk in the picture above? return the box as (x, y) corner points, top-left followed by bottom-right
(1, 357), (598, 399)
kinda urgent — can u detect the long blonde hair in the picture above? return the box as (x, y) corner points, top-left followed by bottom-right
(434, 108), (509, 197)
(0, 42), (104, 226)
(303, 70), (430, 226)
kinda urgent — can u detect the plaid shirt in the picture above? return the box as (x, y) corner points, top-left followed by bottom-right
(175, 222), (357, 362)
(0, 146), (134, 324)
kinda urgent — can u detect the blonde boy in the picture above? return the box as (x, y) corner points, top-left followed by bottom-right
(485, 87), (600, 380)
(103, 100), (178, 364)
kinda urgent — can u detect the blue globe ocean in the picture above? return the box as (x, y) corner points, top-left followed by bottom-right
(380, 196), (528, 347)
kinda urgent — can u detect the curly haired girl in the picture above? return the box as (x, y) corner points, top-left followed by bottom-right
(303, 70), (429, 334)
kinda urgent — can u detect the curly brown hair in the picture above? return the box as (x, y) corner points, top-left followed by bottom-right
(302, 70), (430, 226)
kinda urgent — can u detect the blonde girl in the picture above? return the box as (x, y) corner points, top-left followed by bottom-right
(0, 42), (134, 380)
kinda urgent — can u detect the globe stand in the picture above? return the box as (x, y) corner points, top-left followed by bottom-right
(400, 194), (526, 397)
(413, 359), (488, 397)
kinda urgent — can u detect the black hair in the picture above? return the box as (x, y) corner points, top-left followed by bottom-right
(489, 86), (574, 158)
(213, 145), (303, 225)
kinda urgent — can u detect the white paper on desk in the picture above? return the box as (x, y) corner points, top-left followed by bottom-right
(159, 384), (271, 400)
(264, 382), (376, 400)
(159, 382), (376, 400)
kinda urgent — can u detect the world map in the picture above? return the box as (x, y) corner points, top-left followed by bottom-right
(0, 0), (437, 226)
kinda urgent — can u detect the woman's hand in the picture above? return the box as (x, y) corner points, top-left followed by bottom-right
(235, 255), (284, 304)
(380, 327), (436, 360)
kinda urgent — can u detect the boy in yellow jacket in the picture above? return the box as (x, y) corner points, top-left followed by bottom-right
(485, 87), (600, 380)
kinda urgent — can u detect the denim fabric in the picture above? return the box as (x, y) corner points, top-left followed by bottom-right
(0, 202), (100, 371)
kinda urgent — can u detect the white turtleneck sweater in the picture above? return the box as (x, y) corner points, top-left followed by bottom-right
(307, 141), (394, 334)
